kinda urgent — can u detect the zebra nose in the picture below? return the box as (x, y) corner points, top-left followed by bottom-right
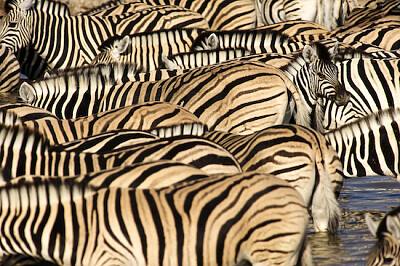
(334, 86), (350, 106)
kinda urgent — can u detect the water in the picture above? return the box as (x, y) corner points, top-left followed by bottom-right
(310, 175), (400, 265)
(1, 92), (399, 265)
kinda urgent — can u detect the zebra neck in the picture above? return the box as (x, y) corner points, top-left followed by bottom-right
(30, 11), (112, 69)
(280, 56), (315, 108)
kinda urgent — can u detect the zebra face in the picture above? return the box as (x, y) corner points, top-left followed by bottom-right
(310, 60), (349, 106)
(0, 0), (34, 53)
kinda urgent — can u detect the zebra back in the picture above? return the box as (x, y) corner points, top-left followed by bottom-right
(204, 124), (343, 234)
(366, 206), (400, 266)
(0, 45), (20, 92)
(81, 0), (151, 16)
(133, 0), (257, 30)
(0, 102), (207, 144)
(163, 48), (252, 69)
(91, 28), (205, 71)
(0, 123), (241, 179)
(0, 160), (210, 189)
(324, 107), (400, 178)
(0, 171), (309, 265)
(190, 26), (303, 54)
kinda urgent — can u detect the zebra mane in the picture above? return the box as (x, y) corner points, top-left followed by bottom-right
(325, 107), (400, 136)
(98, 28), (203, 51)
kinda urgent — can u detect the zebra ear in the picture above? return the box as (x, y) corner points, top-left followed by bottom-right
(19, 82), (35, 104)
(111, 36), (129, 59)
(206, 33), (219, 50)
(386, 214), (400, 241)
(19, 0), (35, 11)
(161, 53), (181, 70)
(329, 41), (339, 59)
(44, 72), (51, 78)
(302, 44), (317, 63)
(365, 214), (379, 237)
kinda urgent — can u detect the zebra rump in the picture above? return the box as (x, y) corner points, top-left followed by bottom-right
(0, 172), (310, 265)
(205, 124), (343, 234)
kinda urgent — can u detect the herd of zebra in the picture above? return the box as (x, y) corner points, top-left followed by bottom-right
(0, 0), (399, 264)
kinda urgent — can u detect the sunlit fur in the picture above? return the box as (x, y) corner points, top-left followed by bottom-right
(205, 124), (343, 234)
(0, 172), (310, 265)
(324, 107), (400, 178)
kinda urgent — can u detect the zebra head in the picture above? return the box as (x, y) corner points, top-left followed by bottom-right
(0, 0), (34, 53)
(91, 35), (130, 65)
(366, 208), (400, 266)
(300, 42), (350, 107)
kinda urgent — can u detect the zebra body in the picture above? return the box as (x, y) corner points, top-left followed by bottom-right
(366, 206), (400, 266)
(0, 44), (20, 92)
(0, 172), (310, 265)
(0, 160), (211, 189)
(323, 58), (400, 131)
(0, 1), (209, 69)
(123, 0), (257, 30)
(0, 102), (206, 145)
(0, 124), (242, 180)
(91, 28), (205, 71)
(81, 1), (153, 16)
(20, 60), (310, 133)
(205, 124), (343, 234)
(254, 0), (351, 30)
(324, 107), (400, 178)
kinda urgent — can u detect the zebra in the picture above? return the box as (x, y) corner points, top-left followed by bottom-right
(0, 171), (311, 265)
(80, 0), (153, 16)
(120, 0), (257, 30)
(0, 102), (207, 144)
(330, 0), (400, 36)
(0, 44), (20, 92)
(90, 28), (206, 72)
(365, 206), (400, 266)
(334, 24), (400, 51)
(0, 123), (242, 180)
(190, 25), (303, 53)
(204, 124), (343, 234)
(20, 60), (311, 133)
(322, 58), (400, 131)
(253, 0), (352, 30)
(0, 0), (209, 69)
(0, 160), (211, 189)
(324, 107), (400, 179)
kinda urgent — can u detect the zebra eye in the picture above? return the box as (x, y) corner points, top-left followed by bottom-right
(382, 257), (394, 265)
(317, 72), (326, 79)
(9, 22), (17, 28)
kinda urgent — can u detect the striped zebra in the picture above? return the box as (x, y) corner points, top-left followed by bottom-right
(324, 107), (400, 178)
(0, 123), (242, 179)
(81, 0), (153, 16)
(0, 160), (211, 189)
(0, 0), (209, 69)
(0, 172), (310, 265)
(0, 102), (207, 144)
(322, 58), (400, 131)
(123, 0), (257, 30)
(365, 206), (400, 266)
(20, 60), (311, 133)
(331, 0), (400, 36)
(254, 0), (351, 30)
(0, 44), (20, 92)
(190, 26), (303, 53)
(91, 28), (205, 72)
(204, 124), (343, 234)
